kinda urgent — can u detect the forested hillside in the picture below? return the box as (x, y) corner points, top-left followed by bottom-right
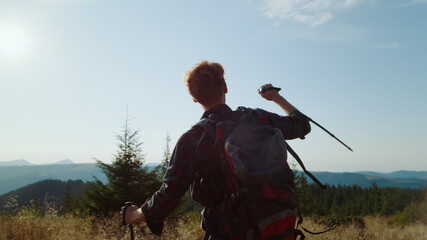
(0, 164), (106, 195)
(306, 171), (427, 189)
(296, 174), (425, 218)
(0, 179), (88, 213)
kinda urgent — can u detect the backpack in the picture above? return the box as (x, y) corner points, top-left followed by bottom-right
(197, 107), (325, 240)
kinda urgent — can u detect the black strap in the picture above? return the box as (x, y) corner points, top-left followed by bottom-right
(286, 143), (327, 189)
(301, 224), (337, 235)
(296, 207), (336, 237)
(294, 229), (305, 240)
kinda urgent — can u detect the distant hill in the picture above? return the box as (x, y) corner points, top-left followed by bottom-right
(0, 163), (106, 195)
(0, 179), (88, 212)
(357, 170), (427, 180)
(51, 159), (74, 165)
(0, 159), (34, 166)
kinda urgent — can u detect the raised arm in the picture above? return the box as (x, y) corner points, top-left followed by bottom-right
(258, 83), (298, 115)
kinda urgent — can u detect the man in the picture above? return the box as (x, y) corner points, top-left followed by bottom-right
(122, 61), (311, 239)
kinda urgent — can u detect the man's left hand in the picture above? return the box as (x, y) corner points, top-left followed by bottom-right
(121, 205), (146, 225)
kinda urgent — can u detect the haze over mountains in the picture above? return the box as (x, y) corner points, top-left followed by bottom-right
(0, 159), (426, 196)
(0, 159), (74, 166)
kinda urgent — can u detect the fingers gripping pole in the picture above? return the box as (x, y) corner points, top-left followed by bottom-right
(258, 86), (282, 93)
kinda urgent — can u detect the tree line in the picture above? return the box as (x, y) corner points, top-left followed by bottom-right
(295, 173), (425, 218)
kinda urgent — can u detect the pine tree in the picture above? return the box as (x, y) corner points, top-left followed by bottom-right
(62, 182), (76, 215)
(158, 133), (172, 180)
(295, 171), (312, 215)
(83, 112), (161, 216)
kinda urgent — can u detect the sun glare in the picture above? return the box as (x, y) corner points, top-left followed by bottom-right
(0, 24), (30, 58)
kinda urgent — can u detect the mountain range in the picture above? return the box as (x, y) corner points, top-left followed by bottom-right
(0, 160), (426, 195)
(356, 170), (427, 180)
(306, 171), (427, 189)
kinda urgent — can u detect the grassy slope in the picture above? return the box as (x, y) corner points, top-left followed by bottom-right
(1, 211), (426, 240)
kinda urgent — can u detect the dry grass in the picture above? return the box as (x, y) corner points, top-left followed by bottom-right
(300, 216), (427, 240)
(0, 209), (204, 240)
(1, 210), (426, 240)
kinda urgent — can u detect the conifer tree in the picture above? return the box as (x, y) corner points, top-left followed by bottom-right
(295, 172), (312, 215)
(83, 112), (161, 216)
(158, 133), (172, 180)
(61, 181), (81, 215)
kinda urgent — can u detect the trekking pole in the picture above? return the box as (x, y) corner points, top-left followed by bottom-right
(121, 201), (135, 240)
(307, 118), (353, 152)
(258, 86), (353, 152)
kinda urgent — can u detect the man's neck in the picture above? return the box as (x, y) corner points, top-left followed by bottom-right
(201, 99), (226, 111)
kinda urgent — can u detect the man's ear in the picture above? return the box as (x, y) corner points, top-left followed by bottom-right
(224, 83), (228, 94)
(193, 98), (198, 103)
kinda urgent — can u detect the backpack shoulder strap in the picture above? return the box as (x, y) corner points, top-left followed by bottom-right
(235, 106), (267, 124)
(194, 118), (217, 147)
(196, 118), (216, 138)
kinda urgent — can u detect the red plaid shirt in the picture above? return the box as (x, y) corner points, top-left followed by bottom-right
(141, 104), (310, 225)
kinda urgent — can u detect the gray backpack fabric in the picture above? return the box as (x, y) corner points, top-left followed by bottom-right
(220, 116), (288, 186)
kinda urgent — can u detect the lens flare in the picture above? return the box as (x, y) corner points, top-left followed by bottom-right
(0, 24), (30, 58)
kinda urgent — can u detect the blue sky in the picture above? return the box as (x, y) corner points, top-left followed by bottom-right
(0, 0), (425, 172)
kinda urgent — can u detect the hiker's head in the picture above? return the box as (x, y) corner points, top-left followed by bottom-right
(184, 61), (227, 108)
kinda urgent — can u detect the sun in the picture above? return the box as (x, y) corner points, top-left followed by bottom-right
(0, 24), (30, 58)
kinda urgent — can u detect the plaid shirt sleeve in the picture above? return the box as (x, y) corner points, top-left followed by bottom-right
(141, 128), (200, 223)
(260, 109), (311, 139)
